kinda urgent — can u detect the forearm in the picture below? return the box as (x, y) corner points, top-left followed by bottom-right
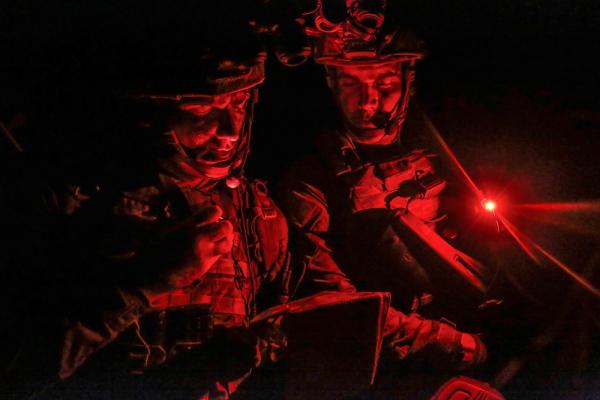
(383, 307), (487, 371)
(58, 287), (149, 379)
(294, 232), (356, 294)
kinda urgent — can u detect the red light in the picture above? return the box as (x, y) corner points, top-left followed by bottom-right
(226, 176), (241, 189)
(482, 199), (496, 212)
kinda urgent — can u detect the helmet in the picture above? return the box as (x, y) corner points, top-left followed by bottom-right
(309, 1), (425, 66)
(129, 20), (267, 98)
(119, 2), (268, 185)
(303, 0), (426, 139)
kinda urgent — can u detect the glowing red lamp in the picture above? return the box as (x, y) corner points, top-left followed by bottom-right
(482, 199), (497, 213)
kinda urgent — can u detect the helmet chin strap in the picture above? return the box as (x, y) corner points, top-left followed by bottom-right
(194, 164), (233, 180)
(383, 60), (416, 139)
(224, 88), (258, 188)
(164, 130), (234, 180)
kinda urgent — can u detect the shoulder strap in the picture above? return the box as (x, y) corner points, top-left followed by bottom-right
(247, 179), (290, 289)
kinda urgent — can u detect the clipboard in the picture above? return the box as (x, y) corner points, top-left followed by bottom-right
(251, 291), (391, 399)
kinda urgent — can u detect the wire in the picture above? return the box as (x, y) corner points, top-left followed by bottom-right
(0, 119), (24, 152)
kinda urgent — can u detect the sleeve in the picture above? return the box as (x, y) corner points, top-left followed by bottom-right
(2, 250), (151, 398)
(2, 183), (155, 397)
(58, 288), (149, 379)
(280, 172), (356, 295)
(382, 307), (487, 371)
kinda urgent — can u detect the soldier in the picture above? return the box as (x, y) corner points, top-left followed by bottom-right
(1, 3), (289, 399)
(278, 0), (488, 379)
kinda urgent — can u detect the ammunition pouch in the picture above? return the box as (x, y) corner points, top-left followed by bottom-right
(348, 150), (445, 223)
(124, 305), (214, 374)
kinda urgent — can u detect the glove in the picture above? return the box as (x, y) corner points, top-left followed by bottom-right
(168, 205), (234, 289)
(459, 332), (487, 370)
(431, 320), (487, 371)
(387, 311), (487, 371)
(256, 316), (288, 365)
(133, 205), (234, 299)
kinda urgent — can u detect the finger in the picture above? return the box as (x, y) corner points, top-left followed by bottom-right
(194, 221), (234, 258)
(202, 220), (234, 242)
(170, 258), (217, 289)
(194, 205), (223, 228)
(193, 254), (221, 280)
(213, 235), (234, 256)
(209, 221), (234, 256)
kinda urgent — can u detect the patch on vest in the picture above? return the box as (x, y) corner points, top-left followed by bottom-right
(350, 152), (445, 222)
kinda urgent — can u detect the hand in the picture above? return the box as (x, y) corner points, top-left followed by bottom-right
(457, 332), (487, 370)
(138, 205), (234, 298)
(386, 312), (487, 371)
(256, 316), (287, 365)
(427, 320), (488, 371)
(177, 205), (234, 286)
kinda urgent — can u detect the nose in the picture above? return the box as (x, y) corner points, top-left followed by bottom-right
(214, 111), (240, 142)
(359, 83), (379, 113)
(215, 123), (239, 142)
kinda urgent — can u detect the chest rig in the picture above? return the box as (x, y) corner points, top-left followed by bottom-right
(328, 133), (446, 222)
(317, 133), (446, 311)
(120, 177), (287, 372)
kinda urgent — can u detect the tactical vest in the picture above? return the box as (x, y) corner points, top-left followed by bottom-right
(346, 150), (444, 221)
(321, 132), (446, 310)
(325, 132), (446, 222)
(119, 178), (288, 371)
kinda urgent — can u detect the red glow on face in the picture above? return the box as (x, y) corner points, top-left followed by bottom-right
(329, 63), (403, 145)
(171, 90), (251, 164)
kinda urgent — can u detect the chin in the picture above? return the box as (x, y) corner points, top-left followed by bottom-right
(196, 158), (232, 166)
(350, 128), (387, 145)
(196, 150), (234, 164)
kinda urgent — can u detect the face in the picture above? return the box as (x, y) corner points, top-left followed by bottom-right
(168, 90), (251, 165)
(328, 63), (404, 145)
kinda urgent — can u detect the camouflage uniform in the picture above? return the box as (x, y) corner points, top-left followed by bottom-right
(279, 0), (487, 375)
(1, 4), (288, 399)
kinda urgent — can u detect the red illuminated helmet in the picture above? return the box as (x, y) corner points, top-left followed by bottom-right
(309, 0), (424, 67)
(304, 0), (425, 137)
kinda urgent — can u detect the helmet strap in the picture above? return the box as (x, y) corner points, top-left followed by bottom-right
(383, 60), (416, 139)
(223, 87), (259, 187)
